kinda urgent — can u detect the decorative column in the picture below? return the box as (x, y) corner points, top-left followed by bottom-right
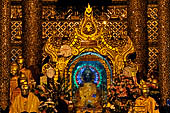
(128, 0), (148, 75)
(22, 0), (42, 67)
(0, 0), (11, 110)
(158, 0), (170, 107)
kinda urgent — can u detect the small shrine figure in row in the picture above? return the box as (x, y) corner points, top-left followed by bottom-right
(134, 84), (159, 113)
(10, 79), (40, 113)
(10, 55), (35, 103)
(17, 55), (34, 86)
(10, 62), (20, 103)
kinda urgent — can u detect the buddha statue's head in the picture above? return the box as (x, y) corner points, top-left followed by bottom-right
(18, 73), (27, 87)
(82, 66), (94, 83)
(17, 55), (24, 69)
(21, 80), (29, 97)
(142, 84), (149, 98)
(20, 73), (26, 78)
(152, 79), (158, 88)
(11, 62), (18, 76)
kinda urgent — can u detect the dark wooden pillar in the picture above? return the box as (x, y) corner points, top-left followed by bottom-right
(158, 0), (170, 108)
(22, 0), (42, 67)
(128, 0), (148, 75)
(0, 0), (11, 110)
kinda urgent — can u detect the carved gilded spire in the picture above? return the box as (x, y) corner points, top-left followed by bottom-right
(75, 4), (103, 41)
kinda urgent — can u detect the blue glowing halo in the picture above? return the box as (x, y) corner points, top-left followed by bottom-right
(75, 65), (100, 86)
(69, 52), (112, 81)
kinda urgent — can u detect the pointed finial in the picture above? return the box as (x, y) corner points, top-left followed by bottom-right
(86, 3), (92, 14)
(88, 3), (90, 8)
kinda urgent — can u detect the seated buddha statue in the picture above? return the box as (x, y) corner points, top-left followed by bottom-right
(17, 55), (34, 87)
(10, 80), (40, 113)
(10, 62), (20, 103)
(134, 84), (159, 113)
(77, 66), (101, 108)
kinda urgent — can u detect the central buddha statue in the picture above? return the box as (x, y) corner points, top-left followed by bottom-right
(77, 66), (101, 108)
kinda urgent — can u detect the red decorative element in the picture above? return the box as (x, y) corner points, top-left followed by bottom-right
(35, 90), (39, 94)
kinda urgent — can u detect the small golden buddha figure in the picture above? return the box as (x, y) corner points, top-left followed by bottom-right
(17, 55), (25, 70)
(19, 73), (28, 85)
(152, 79), (158, 89)
(10, 80), (40, 113)
(134, 84), (159, 113)
(10, 62), (20, 103)
(17, 55), (34, 86)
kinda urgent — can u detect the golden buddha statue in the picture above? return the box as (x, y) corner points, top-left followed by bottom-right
(152, 79), (158, 89)
(78, 82), (98, 107)
(134, 84), (159, 113)
(76, 66), (101, 109)
(17, 55), (34, 86)
(10, 62), (20, 103)
(10, 80), (40, 113)
(19, 73), (28, 86)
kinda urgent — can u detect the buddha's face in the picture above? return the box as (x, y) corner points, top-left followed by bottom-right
(142, 84), (149, 97)
(21, 83), (29, 97)
(20, 73), (26, 78)
(19, 74), (27, 85)
(20, 78), (27, 85)
(152, 79), (158, 88)
(11, 63), (18, 76)
(11, 69), (17, 76)
(142, 88), (149, 98)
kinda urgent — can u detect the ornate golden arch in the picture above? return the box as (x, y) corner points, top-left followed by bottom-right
(42, 4), (135, 93)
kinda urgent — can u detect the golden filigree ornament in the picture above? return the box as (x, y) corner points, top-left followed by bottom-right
(42, 63), (52, 75)
(56, 57), (67, 71)
(44, 36), (60, 62)
(114, 36), (135, 72)
(75, 4), (103, 41)
(47, 67), (55, 78)
(43, 30), (73, 81)
(71, 47), (79, 55)
(86, 3), (92, 15)
(44, 30), (73, 62)
(58, 45), (72, 57)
